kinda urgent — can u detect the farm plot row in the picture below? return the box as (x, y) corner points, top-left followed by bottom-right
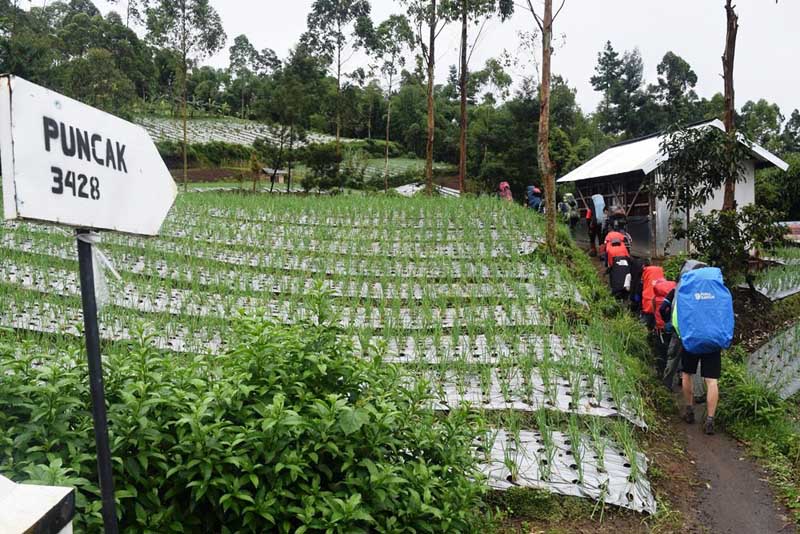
(2, 224), (563, 284)
(0, 193), (654, 513)
(135, 116), (343, 147)
(749, 321), (800, 398)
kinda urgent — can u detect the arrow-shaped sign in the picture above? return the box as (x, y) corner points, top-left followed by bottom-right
(0, 75), (177, 235)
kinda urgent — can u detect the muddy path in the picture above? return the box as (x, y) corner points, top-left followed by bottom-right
(583, 248), (795, 533)
(683, 402), (795, 534)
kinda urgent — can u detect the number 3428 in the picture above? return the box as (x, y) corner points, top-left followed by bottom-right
(51, 166), (100, 200)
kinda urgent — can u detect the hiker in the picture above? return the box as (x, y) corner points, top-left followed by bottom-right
(606, 232), (632, 299)
(665, 261), (734, 435)
(558, 193), (580, 228)
(499, 181), (513, 202)
(586, 194), (605, 256)
(659, 260), (707, 399)
(641, 264), (666, 330)
(526, 185), (543, 211)
(604, 205), (627, 236)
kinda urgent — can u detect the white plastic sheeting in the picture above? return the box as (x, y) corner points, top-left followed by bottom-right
(748, 322), (800, 399)
(481, 429), (656, 514)
(427, 369), (646, 428)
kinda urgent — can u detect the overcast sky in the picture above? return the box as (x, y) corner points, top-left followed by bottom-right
(93, 0), (800, 119)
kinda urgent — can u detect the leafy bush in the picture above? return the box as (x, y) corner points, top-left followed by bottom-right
(661, 252), (689, 282)
(0, 313), (487, 533)
(302, 143), (343, 192)
(718, 350), (786, 427)
(682, 205), (787, 280)
(156, 140), (255, 169)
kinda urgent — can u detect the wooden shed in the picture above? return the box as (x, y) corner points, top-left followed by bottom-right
(557, 119), (789, 258)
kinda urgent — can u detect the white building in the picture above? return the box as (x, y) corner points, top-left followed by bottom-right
(557, 119), (789, 258)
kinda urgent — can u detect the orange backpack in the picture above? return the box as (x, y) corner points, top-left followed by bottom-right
(653, 279), (677, 331)
(641, 266), (665, 314)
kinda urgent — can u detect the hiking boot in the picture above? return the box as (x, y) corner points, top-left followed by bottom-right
(704, 417), (715, 435)
(694, 394), (707, 405)
(683, 406), (695, 424)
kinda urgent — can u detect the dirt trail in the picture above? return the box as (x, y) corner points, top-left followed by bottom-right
(582, 246), (794, 533)
(683, 403), (795, 534)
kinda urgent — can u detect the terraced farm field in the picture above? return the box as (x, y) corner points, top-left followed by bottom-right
(135, 116), (346, 147)
(0, 192), (656, 526)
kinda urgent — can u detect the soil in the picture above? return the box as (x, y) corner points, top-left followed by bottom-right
(683, 402), (796, 534)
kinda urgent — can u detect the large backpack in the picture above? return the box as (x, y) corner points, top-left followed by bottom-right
(672, 267), (734, 353)
(591, 194), (606, 226)
(652, 279), (677, 331)
(606, 239), (629, 268)
(641, 266), (666, 315)
(610, 255), (632, 298)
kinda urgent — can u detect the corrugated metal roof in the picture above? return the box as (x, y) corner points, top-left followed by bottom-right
(557, 119), (789, 183)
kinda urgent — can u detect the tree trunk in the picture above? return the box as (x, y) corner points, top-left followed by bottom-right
(181, 8), (188, 192)
(181, 53), (188, 192)
(538, 0), (556, 251)
(425, 0), (437, 194)
(385, 75), (393, 193)
(336, 21), (342, 158)
(287, 126), (295, 194)
(722, 0), (739, 211)
(458, 2), (468, 194)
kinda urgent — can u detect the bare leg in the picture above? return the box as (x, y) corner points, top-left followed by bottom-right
(705, 379), (719, 418)
(682, 372), (695, 408)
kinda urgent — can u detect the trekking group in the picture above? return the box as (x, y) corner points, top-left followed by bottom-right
(584, 193), (735, 436)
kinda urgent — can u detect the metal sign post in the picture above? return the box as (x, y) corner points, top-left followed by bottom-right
(76, 229), (119, 533)
(1, 75), (177, 534)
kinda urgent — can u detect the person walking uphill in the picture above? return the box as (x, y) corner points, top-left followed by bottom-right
(499, 181), (513, 202)
(671, 266), (735, 435)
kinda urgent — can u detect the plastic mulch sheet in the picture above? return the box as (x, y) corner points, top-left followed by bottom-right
(481, 429), (656, 514)
(748, 322), (800, 399)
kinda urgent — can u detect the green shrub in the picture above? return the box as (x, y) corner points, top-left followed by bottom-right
(661, 252), (689, 282)
(0, 313), (487, 533)
(719, 355), (786, 427)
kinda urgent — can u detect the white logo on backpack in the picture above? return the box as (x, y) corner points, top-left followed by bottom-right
(694, 292), (715, 301)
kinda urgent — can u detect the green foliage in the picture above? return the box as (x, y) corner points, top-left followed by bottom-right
(0, 315), (487, 533)
(719, 352), (786, 427)
(682, 205), (786, 279)
(303, 143), (344, 191)
(156, 140), (254, 168)
(757, 153), (800, 220)
(661, 252), (689, 281)
(655, 126), (749, 215)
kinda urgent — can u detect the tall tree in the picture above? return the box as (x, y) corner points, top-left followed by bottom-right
(108, 0), (148, 27)
(364, 14), (415, 191)
(146, 0), (226, 189)
(404, 0), (456, 192)
(781, 109), (800, 154)
(721, 0), (738, 210)
(523, 0), (567, 252)
(740, 99), (784, 148)
(654, 51), (698, 126)
(589, 41), (623, 134)
(303, 0), (371, 159)
(454, 0), (513, 193)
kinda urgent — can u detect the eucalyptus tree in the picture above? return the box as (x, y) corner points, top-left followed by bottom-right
(229, 34), (278, 119)
(454, 0), (513, 193)
(146, 0), (226, 189)
(521, 0), (567, 252)
(402, 0), (457, 193)
(303, 0), (372, 157)
(364, 14), (415, 191)
(108, 0), (149, 27)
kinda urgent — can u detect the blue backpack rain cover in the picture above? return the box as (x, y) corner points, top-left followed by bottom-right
(674, 267), (734, 354)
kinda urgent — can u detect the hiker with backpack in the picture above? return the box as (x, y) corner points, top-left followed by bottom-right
(663, 261), (734, 435)
(527, 186), (544, 212)
(586, 194), (605, 256)
(499, 181), (513, 202)
(659, 260), (707, 398)
(558, 193), (580, 228)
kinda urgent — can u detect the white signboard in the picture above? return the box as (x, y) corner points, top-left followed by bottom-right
(0, 75), (177, 236)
